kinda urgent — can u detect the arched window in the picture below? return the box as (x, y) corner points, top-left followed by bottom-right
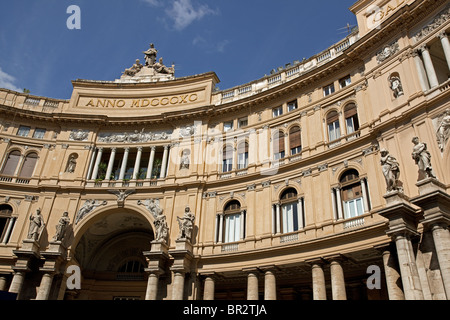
(289, 126), (302, 155)
(19, 152), (38, 178)
(280, 188), (299, 233)
(1, 151), (21, 176)
(0, 204), (15, 244)
(327, 111), (341, 142)
(222, 146), (233, 172)
(339, 169), (366, 219)
(344, 103), (359, 136)
(118, 260), (145, 274)
(237, 142), (249, 170)
(218, 200), (245, 243)
(273, 131), (285, 160)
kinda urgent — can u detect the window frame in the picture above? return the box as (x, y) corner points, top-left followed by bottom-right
(17, 126), (31, 137)
(323, 83), (335, 97)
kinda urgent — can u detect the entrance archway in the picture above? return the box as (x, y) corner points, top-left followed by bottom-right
(71, 207), (154, 300)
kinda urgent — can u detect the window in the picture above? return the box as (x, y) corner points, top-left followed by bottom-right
(287, 101), (298, 112)
(224, 121), (233, 132)
(339, 75), (351, 89)
(340, 170), (364, 219)
(327, 111), (341, 141)
(32, 128), (46, 139)
(344, 103), (359, 136)
(273, 132), (285, 160)
(222, 146), (233, 172)
(222, 201), (244, 243)
(289, 126), (302, 155)
(323, 83), (335, 97)
(238, 117), (248, 128)
(280, 189), (299, 233)
(272, 106), (283, 118)
(237, 142), (249, 170)
(17, 126), (31, 137)
(1, 151), (21, 176)
(18, 152), (38, 178)
(0, 204), (14, 244)
(118, 260), (145, 273)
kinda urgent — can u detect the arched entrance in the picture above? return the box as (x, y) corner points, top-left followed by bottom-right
(70, 206), (154, 300)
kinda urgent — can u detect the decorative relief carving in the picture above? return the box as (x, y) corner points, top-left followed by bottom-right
(98, 129), (171, 143)
(376, 41), (399, 64)
(414, 5), (450, 42)
(179, 124), (197, 138)
(69, 129), (89, 141)
(75, 200), (107, 225)
(108, 189), (135, 207)
(435, 108), (450, 152)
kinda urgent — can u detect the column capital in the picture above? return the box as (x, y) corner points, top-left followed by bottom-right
(151, 146), (156, 152)
(438, 31), (448, 40)
(124, 147), (130, 152)
(97, 147), (104, 152)
(163, 145), (170, 150)
(137, 146), (143, 152)
(418, 44), (429, 53)
(242, 267), (261, 275)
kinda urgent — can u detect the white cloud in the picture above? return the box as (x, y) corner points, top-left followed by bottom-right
(0, 68), (22, 92)
(166, 0), (217, 31)
(141, 0), (162, 7)
(192, 36), (230, 53)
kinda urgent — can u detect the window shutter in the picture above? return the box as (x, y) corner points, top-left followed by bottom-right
(327, 111), (339, 124)
(19, 153), (38, 178)
(344, 104), (357, 118)
(277, 133), (285, 152)
(1, 151), (21, 176)
(289, 127), (301, 148)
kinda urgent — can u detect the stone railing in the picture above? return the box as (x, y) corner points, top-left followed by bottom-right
(0, 89), (67, 114)
(214, 31), (358, 105)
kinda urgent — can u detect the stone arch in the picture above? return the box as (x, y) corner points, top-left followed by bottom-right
(332, 162), (365, 186)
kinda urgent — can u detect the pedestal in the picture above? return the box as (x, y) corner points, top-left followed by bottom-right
(143, 240), (170, 300)
(169, 239), (194, 300)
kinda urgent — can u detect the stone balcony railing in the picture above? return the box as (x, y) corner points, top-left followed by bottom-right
(0, 90), (67, 114)
(213, 31), (359, 105)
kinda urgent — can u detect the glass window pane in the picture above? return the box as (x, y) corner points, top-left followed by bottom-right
(17, 126), (30, 137)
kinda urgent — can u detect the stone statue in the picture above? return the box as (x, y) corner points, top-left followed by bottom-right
(75, 200), (107, 225)
(108, 189), (135, 206)
(436, 108), (450, 152)
(123, 59), (143, 76)
(28, 208), (45, 241)
(154, 211), (169, 243)
(180, 150), (190, 170)
(177, 206), (195, 241)
(411, 137), (436, 180)
(153, 57), (174, 75)
(143, 43), (158, 67)
(380, 149), (402, 193)
(389, 75), (404, 98)
(65, 154), (77, 173)
(53, 211), (71, 242)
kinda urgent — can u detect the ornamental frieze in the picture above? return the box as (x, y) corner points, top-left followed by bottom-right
(414, 4), (450, 42)
(97, 129), (172, 143)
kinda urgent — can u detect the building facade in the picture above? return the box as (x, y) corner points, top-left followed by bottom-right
(0, 0), (449, 300)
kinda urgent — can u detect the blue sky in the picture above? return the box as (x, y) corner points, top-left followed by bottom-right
(0, 0), (358, 100)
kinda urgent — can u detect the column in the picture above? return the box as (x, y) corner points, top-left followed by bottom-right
(331, 189), (337, 220)
(361, 178), (370, 213)
(297, 198), (304, 229)
(335, 188), (344, 220)
(105, 147), (116, 181)
(271, 205), (276, 234)
(420, 45), (439, 88)
(246, 271), (259, 300)
(86, 147), (97, 180)
(413, 50), (430, 91)
(146, 146), (156, 179)
(145, 272), (160, 300)
(36, 273), (54, 300)
(203, 275), (216, 300)
(430, 223), (450, 298)
(132, 147), (143, 180)
(439, 32), (450, 71)
(172, 271), (185, 300)
(310, 262), (327, 300)
(218, 214), (224, 244)
(0, 276), (7, 291)
(264, 269), (277, 300)
(2, 217), (15, 244)
(380, 246), (405, 300)
(240, 210), (245, 240)
(276, 203), (281, 234)
(394, 233), (424, 300)
(118, 147), (130, 180)
(90, 147), (103, 180)
(329, 258), (347, 300)
(160, 145), (169, 179)
(8, 271), (25, 296)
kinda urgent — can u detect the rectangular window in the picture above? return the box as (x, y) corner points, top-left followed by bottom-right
(282, 203), (298, 233)
(287, 101), (298, 112)
(224, 121), (233, 132)
(339, 75), (351, 89)
(272, 106), (283, 118)
(17, 126), (31, 137)
(222, 158), (233, 173)
(238, 152), (248, 170)
(224, 213), (241, 243)
(328, 121), (341, 141)
(323, 83), (335, 97)
(238, 117), (248, 128)
(343, 197), (364, 219)
(33, 128), (46, 139)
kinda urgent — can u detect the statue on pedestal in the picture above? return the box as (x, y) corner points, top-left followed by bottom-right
(28, 208), (45, 241)
(177, 206), (195, 241)
(412, 137), (436, 180)
(143, 43), (158, 67)
(53, 211), (71, 242)
(154, 211), (169, 243)
(380, 149), (403, 193)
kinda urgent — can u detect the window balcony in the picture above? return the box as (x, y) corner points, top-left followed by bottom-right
(0, 175), (35, 185)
